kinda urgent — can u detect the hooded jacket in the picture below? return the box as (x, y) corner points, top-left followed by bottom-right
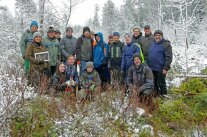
(121, 43), (144, 70)
(148, 39), (172, 71)
(140, 33), (154, 61)
(93, 32), (109, 68)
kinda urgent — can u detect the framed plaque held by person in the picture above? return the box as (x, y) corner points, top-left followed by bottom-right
(35, 51), (50, 61)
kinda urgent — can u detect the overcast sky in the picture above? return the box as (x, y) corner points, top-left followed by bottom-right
(0, 0), (124, 25)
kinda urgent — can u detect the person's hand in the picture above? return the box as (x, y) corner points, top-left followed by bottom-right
(163, 69), (168, 75)
(39, 60), (44, 64)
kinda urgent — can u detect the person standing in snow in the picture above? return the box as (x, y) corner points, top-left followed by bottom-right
(121, 33), (144, 94)
(93, 32), (110, 86)
(60, 27), (77, 62)
(25, 32), (50, 89)
(76, 27), (94, 76)
(140, 25), (154, 63)
(42, 26), (61, 75)
(109, 32), (125, 85)
(148, 30), (172, 98)
(20, 21), (38, 84)
(132, 28), (142, 45)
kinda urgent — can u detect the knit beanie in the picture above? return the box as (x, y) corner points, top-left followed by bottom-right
(113, 32), (120, 37)
(154, 30), (163, 37)
(83, 26), (90, 34)
(47, 26), (55, 33)
(33, 32), (42, 39)
(133, 53), (142, 63)
(30, 21), (38, 28)
(86, 61), (94, 68)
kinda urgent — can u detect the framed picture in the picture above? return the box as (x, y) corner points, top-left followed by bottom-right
(35, 51), (50, 62)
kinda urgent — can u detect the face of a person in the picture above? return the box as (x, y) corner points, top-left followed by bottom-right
(91, 34), (95, 39)
(59, 64), (65, 73)
(154, 34), (162, 42)
(144, 28), (151, 35)
(134, 57), (141, 66)
(95, 35), (100, 42)
(31, 26), (38, 32)
(125, 35), (132, 44)
(55, 33), (61, 38)
(87, 67), (93, 73)
(133, 29), (140, 37)
(108, 38), (113, 44)
(66, 30), (73, 36)
(113, 36), (119, 43)
(67, 57), (75, 65)
(34, 36), (42, 43)
(84, 31), (90, 38)
(48, 32), (55, 38)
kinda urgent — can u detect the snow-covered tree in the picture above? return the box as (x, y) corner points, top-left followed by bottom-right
(15, 0), (37, 32)
(102, 0), (120, 35)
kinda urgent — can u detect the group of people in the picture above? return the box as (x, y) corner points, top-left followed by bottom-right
(20, 20), (172, 101)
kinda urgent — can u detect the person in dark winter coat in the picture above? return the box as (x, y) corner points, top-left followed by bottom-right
(25, 32), (50, 88)
(50, 62), (67, 92)
(60, 27), (77, 62)
(109, 32), (125, 85)
(20, 21), (38, 79)
(55, 30), (61, 42)
(77, 62), (101, 101)
(148, 30), (172, 97)
(121, 33), (144, 84)
(127, 53), (154, 96)
(94, 32), (110, 84)
(76, 26), (94, 75)
(132, 28), (142, 45)
(42, 26), (60, 75)
(140, 25), (154, 63)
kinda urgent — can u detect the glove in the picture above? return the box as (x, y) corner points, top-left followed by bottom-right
(39, 60), (44, 64)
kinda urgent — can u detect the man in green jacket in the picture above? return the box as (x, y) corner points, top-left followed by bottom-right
(20, 21), (38, 77)
(42, 26), (60, 75)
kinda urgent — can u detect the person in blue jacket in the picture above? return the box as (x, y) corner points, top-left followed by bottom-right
(93, 32), (110, 85)
(121, 33), (144, 84)
(148, 30), (172, 98)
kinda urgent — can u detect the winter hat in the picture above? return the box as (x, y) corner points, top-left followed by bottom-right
(133, 53), (142, 63)
(55, 30), (61, 34)
(108, 34), (113, 39)
(47, 26), (55, 33)
(30, 21), (38, 28)
(86, 61), (94, 68)
(124, 33), (132, 38)
(154, 30), (163, 37)
(66, 27), (73, 32)
(113, 32), (120, 37)
(33, 32), (42, 39)
(90, 31), (95, 35)
(144, 25), (151, 29)
(83, 26), (90, 34)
